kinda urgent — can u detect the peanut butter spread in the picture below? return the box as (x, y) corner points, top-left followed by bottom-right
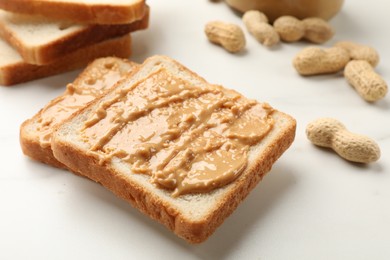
(80, 68), (274, 196)
(35, 62), (132, 148)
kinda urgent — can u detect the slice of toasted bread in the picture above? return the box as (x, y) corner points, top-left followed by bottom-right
(1, 34), (133, 86)
(0, 0), (146, 25)
(51, 55), (296, 243)
(19, 56), (138, 167)
(0, 6), (149, 65)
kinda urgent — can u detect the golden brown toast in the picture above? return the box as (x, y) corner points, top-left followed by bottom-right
(51, 55), (296, 243)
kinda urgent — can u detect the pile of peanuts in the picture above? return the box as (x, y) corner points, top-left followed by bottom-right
(204, 10), (335, 51)
(243, 11), (334, 46)
(294, 41), (379, 73)
(294, 42), (387, 102)
(204, 9), (385, 164)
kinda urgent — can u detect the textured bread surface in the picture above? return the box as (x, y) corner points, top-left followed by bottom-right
(0, 0), (146, 25)
(1, 34), (133, 86)
(0, 6), (149, 65)
(19, 56), (138, 167)
(51, 55), (296, 243)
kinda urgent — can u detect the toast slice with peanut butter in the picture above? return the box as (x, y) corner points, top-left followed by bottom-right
(20, 56), (138, 168)
(51, 55), (296, 243)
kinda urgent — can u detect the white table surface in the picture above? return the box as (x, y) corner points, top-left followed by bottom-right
(1, 1), (389, 259)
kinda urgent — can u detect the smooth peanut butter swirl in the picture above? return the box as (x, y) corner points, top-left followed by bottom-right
(35, 61), (133, 148)
(81, 68), (274, 196)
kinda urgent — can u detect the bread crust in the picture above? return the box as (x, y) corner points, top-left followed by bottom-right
(51, 55), (297, 243)
(0, 0), (146, 25)
(0, 6), (149, 65)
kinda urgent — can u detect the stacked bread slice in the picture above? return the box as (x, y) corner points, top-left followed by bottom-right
(0, 0), (149, 86)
